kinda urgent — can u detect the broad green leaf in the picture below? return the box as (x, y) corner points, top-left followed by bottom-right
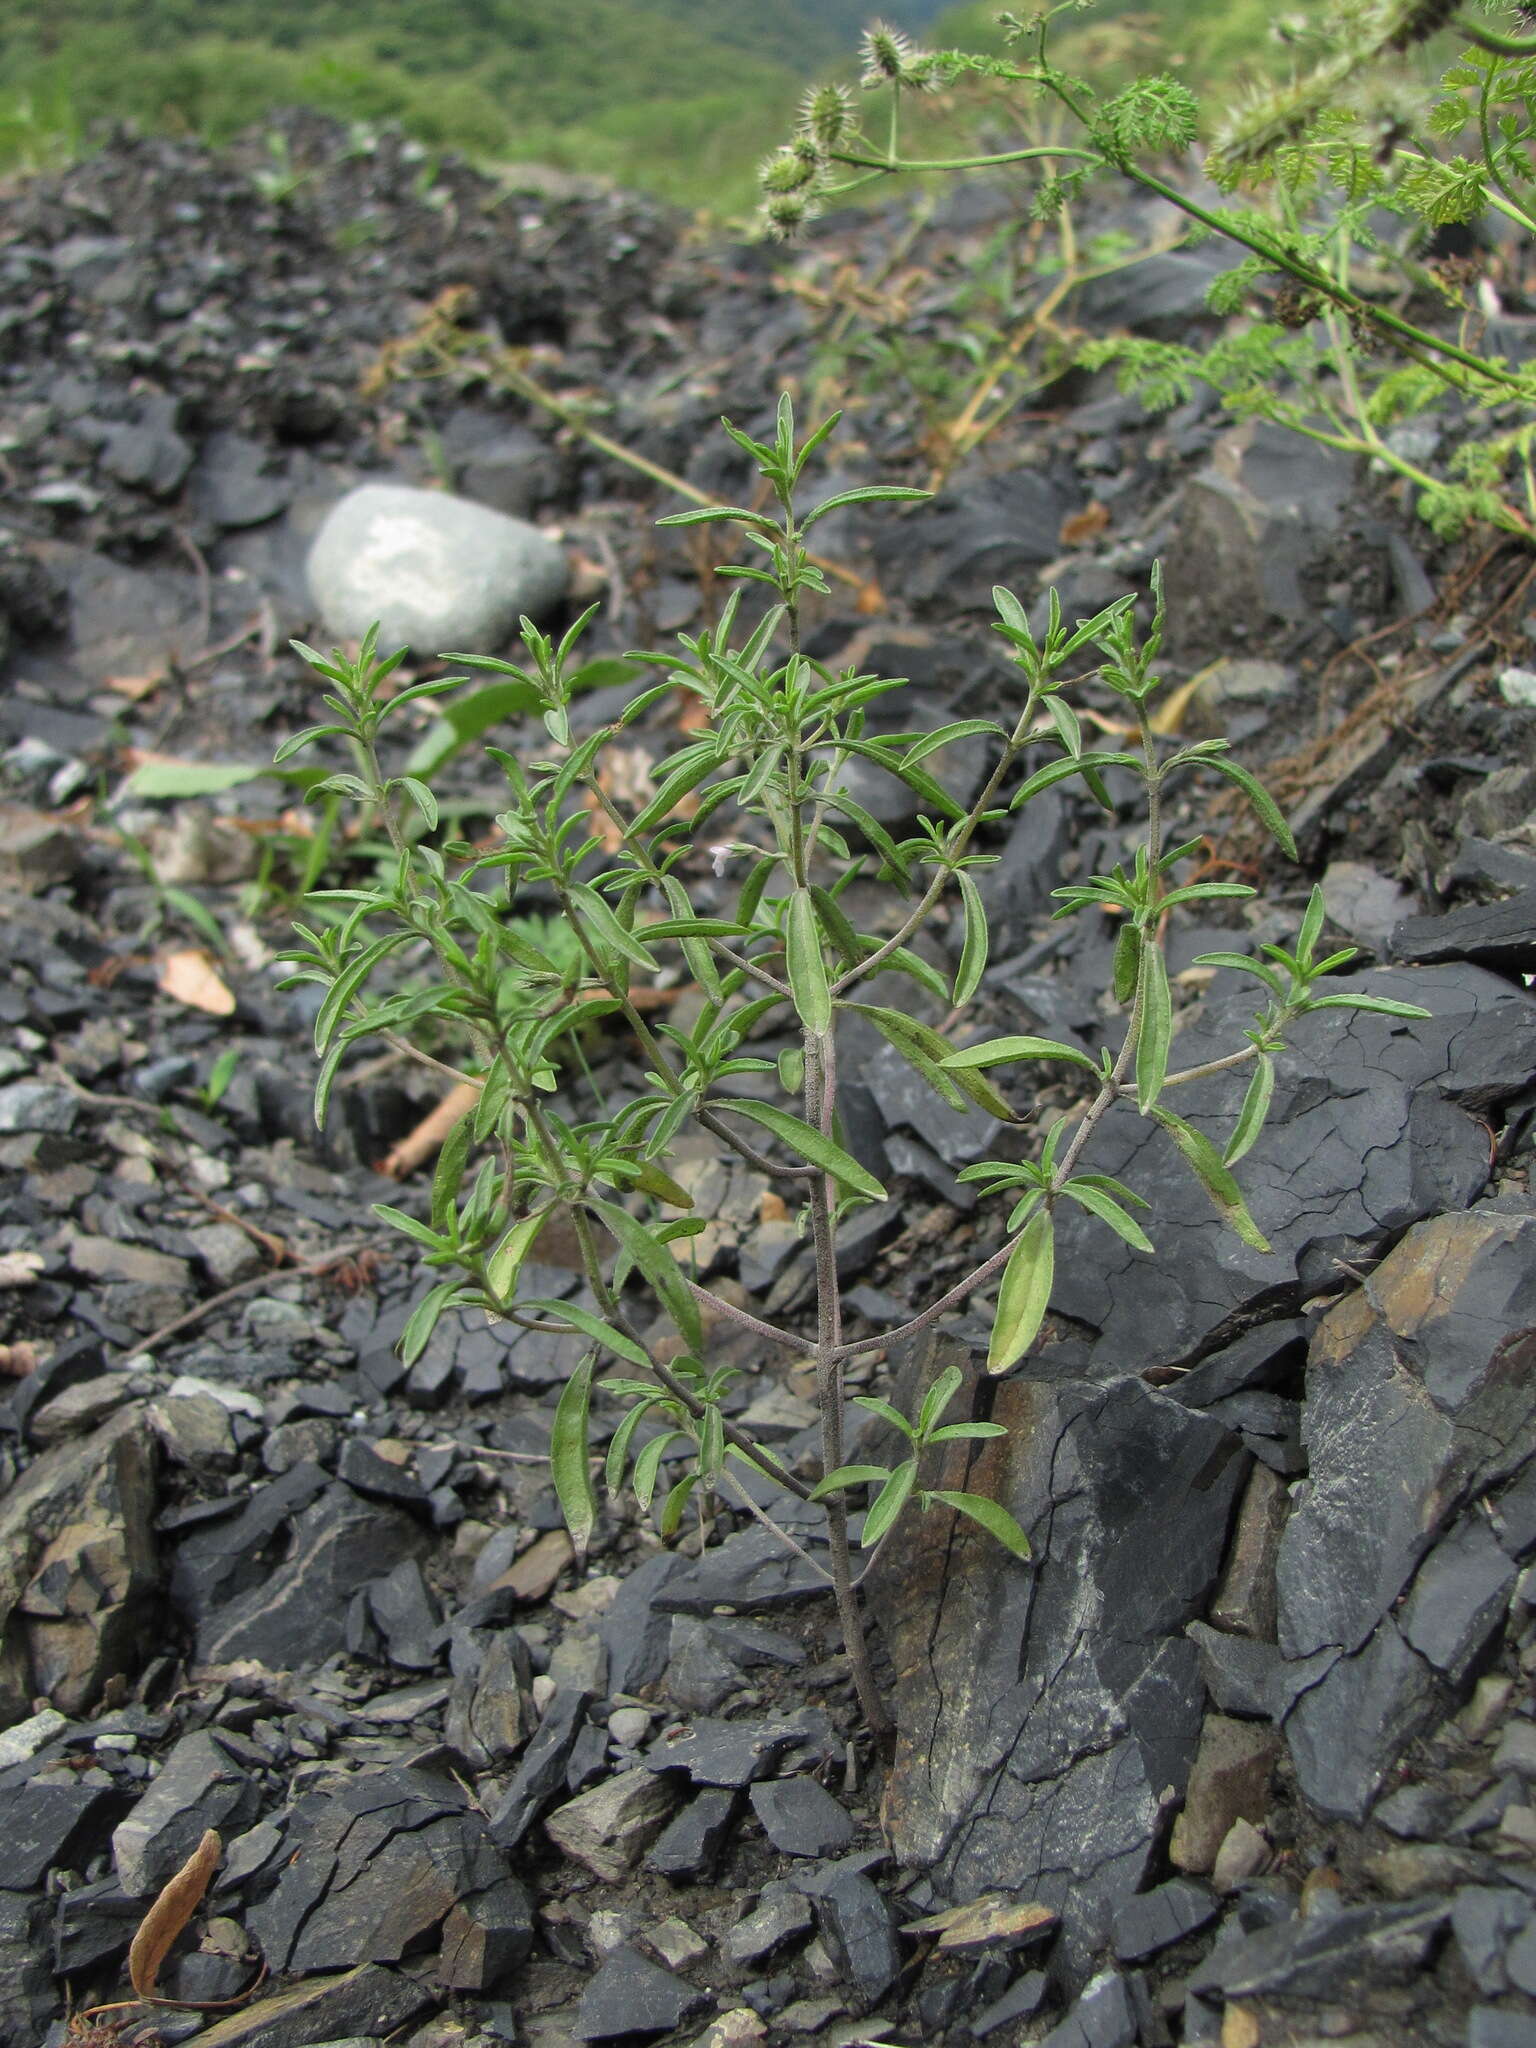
(954, 870), (989, 1007)
(786, 889), (832, 1036)
(1135, 937), (1172, 1114)
(1062, 1179), (1155, 1253)
(1151, 1107), (1272, 1252)
(942, 1035), (1098, 1074)
(810, 1463), (895, 1499)
(485, 1209), (548, 1303)
(551, 1352), (598, 1560)
(1224, 1054), (1275, 1165)
(861, 1459), (918, 1546)
(400, 1280), (460, 1366)
(924, 1489), (1032, 1559)
(988, 1210), (1054, 1374)
(589, 1198), (702, 1351)
(711, 1099), (887, 1201)
(522, 1298), (652, 1369)
(431, 1114), (472, 1231)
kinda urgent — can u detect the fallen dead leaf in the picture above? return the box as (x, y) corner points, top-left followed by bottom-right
(1060, 501), (1111, 547)
(104, 671), (163, 701)
(0, 1340), (39, 1376)
(158, 949), (236, 1016)
(901, 1893), (1057, 1950)
(855, 576), (886, 615)
(758, 1191), (790, 1224)
(1222, 2006), (1263, 2048)
(129, 1828), (222, 1999)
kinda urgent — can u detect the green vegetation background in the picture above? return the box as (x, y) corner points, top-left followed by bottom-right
(3, 0), (1288, 209)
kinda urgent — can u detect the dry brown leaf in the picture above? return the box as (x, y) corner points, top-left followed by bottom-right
(158, 949), (236, 1016)
(1222, 2006), (1262, 2048)
(104, 672), (163, 701)
(1060, 502), (1111, 547)
(0, 1341), (38, 1377)
(378, 1082), (482, 1180)
(128, 1828), (222, 1998)
(758, 1191), (789, 1224)
(855, 577), (885, 616)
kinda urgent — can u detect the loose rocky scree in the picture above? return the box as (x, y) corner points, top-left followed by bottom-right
(1, 116), (1536, 2048)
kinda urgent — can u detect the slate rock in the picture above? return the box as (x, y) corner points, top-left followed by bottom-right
(1468, 2008), (1536, 2047)
(651, 1525), (830, 1614)
(645, 1714), (810, 1788)
(969, 1968), (1049, 2037)
(1279, 1204), (1536, 1819)
(575, 1943), (710, 2040)
(872, 466), (1075, 615)
(445, 1628), (534, 1768)
(599, 1549), (689, 1696)
(867, 1039), (1002, 1168)
(192, 1482), (431, 1668)
(0, 1404), (158, 1723)
(9, 1776), (122, 1887)
(306, 483), (568, 654)
(874, 1337), (1247, 1982)
(487, 1687), (593, 1850)
(337, 1438), (428, 1510)
(49, 1874), (145, 1976)
(665, 1617), (746, 1713)
(1050, 966), (1536, 1377)
(360, 1556), (443, 1671)
(1112, 1878), (1219, 1961)
(1072, 242), (1231, 335)
(176, 1965), (435, 2048)
(113, 1729), (263, 1895)
(1170, 1716), (1280, 1874)
(723, 1881), (816, 1966)
(749, 1777), (854, 1857)
(544, 1767), (679, 1881)
(1390, 888), (1536, 978)
(1034, 1967), (1139, 2048)
(0, 1891), (51, 2048)
(1187, 1895), (1449, 2003)
(645, 1787), (739, 1881)
(792, 1858), (901, 2007)
(247, 1765), (532, 1981)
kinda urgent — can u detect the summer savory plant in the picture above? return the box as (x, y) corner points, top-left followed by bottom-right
(275, 399), (1425, 1735)
(765, 2), (1536, 541)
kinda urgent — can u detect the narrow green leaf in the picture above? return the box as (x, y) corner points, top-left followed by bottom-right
(1301, 993), (1433, 1018)
(632, 1428), (682, 1513)
(631, 1162), (694, 1208)
(1298, 882), (1327, 962)
(396, 776), (438, 830)
(485, 1208), (548, 1304)
(551, 1352), (598, 1561)
(942, 1035), (1098, 1074)
(1151, 1107), (1272, 1252)
(400, 1281), (459, 1367)
(802, 485), (930, 528)
(822, 791), (912, 887)
(568, 882), (659, 971)
(810, 1463), (895, 1500)
(604, 1397), (653, 1495)
(589, 1197), (703, 1352)
(926, 1421), (1008, 1442)
(917, 1363), (964, 1440)
(1192, 950), (1286, 999)
(924, 1489), (1032, 1559)
(431, 1114), (472, 1231)
(1224, 1054), (1275, 1166)
(373, 1203), (452, 1254)
(1135, 937), (1172, 1114)
(660, 1470), (699, 1538)
(786, 888), (832, 1035)
(1199, 755), (1299, 860)
(711, 1099), (887, 1201)
(1062, 1179), (1155, 1253)
(522, 1298), (653, 1369)
(988, 1210), (1055, 1375)
(841, 1001), (967, 1112)
(861, 1459), (918, 1547)
(1113, 921), (1141, 1005)
(850, 1394), (918, 1441)
(954, 870), (989, 1008)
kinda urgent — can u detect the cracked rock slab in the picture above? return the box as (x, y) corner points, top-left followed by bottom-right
(1277, 1203), (1536, 1820)
(872, 1339), (1248, 1983)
